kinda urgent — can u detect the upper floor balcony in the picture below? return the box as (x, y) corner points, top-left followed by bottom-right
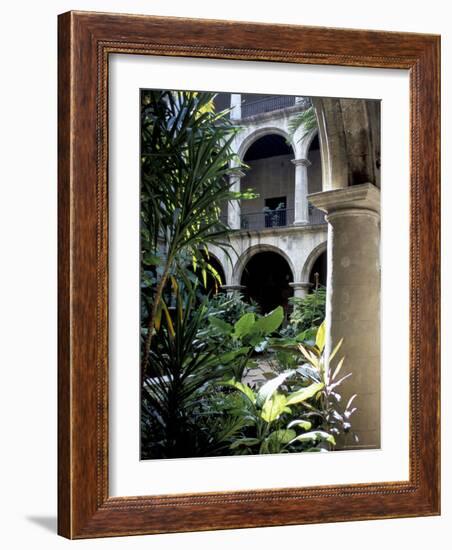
(225, 205), (326, 231)
(230, 93), (312, 120)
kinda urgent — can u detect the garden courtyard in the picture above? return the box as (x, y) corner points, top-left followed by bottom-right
(140, 90), (381, 460)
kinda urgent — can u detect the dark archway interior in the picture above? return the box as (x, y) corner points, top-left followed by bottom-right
(241, 251), (293, 315)
(244, 134), (292, 161)
(309, 250), (327, 290)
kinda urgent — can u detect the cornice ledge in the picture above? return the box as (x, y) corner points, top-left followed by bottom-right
(308, 183), (380, 214)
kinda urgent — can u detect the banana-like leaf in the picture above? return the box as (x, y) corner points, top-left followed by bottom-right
(261, 393), (289, 423)
(285, 382), (324, 406)
(289, 430), (336, 446)
(287, 419), (312, 431)
(252, 306), (284, 335)
(256, 370), (294, 407)
(222, 378), (256, 404)
(264, 429), (297, 451)
(229, 438), (260, 450)
(233, 312), (255, 340)
(208, 316), (233, 334)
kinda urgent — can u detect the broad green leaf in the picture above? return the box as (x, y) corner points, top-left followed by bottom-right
(261, 393), (289, 423)
(253, 306), (284, 335)
(222, 378), (256, 404)
(233, 312), (255, 339)
(256, 370), (294, 407)
(289, 430), (336, 446)
(209, 316), (233, 334)
(315, 321), (326, 352)
(285, 382), (324, 406)
(230, 438), (260, 450)
(287, 419), (312, 431)
(265, 429), (297, 451)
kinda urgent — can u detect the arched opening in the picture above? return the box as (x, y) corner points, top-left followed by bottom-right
(306, 133), (326, 225)
(309, 250), (327, 290)
(307, 134), (322, 194)
(240, 251), (293, 315)
(240, 134), (295, 230)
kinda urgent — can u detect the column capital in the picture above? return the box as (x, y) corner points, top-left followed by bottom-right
(308, 182), (380, 215)
(291, 157), (311, 167)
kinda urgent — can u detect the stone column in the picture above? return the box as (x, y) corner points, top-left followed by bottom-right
(227, 171), (245, 230)
(289, 282), (312, 299)
(230, 93), (241, 120)
(309, 183), (380, 450)
(291, 158), (310, 225)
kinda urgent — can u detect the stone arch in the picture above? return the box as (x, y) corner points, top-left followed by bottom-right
(301, 240), (327, 282)
(299, 128), (319, 160)
(236, 126), (296, 162)
(232, 243), (295, 286)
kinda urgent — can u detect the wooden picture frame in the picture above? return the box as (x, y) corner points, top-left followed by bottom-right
(58, 10), (440, 539)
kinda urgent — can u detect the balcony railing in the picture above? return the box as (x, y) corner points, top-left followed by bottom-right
(308, 205), (327, 225)
(240, 208), (294, 230)
(238, 206), (326, 230)
(240, 95), (311, 118)
(241, 96), (294, 118)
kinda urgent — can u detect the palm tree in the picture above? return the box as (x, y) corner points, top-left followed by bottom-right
(140, 90), (249, 374)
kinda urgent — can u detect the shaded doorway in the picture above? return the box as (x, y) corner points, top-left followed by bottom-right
(240, 251), (293, 315)
(309, 250), (327, 290)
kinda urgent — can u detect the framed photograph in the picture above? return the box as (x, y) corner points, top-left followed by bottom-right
(58, 11), (440, 538)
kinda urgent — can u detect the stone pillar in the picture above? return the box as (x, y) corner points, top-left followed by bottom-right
(289, 282), (312, 299)
(227, 171), (245, 230)
(291, 158), (310, 225)
(230, 93), (241, 120)
(308, 183), (380, 450)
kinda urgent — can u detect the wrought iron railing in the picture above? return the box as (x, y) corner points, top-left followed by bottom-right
(308, 205), (327, 225)
(240, 95), (311, 118)
(240, 208), (293, 230)
(239, 206), (326, 230)
(241, 95), (295, 118)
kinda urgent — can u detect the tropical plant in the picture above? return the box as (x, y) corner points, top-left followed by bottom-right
(140, 90), (255, 374)
(287, 286), (326, 335)
(221, 369), (332, 454)
(199, 306), (285, 379)
(294, 322), (359, 446)
(203, 291), (257, 327)
(288, 104), (318, 141)
(141, 285), (250, 459)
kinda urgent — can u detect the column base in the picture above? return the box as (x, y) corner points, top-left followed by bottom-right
(221, 284), (246, 294)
